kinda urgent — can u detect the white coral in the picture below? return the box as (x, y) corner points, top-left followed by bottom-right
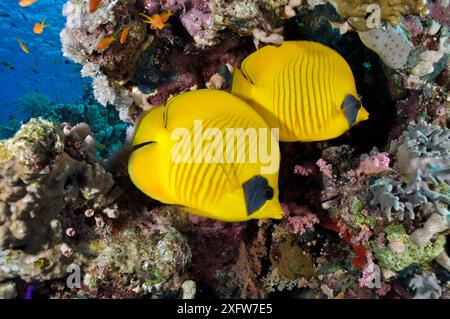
(61, 0), (118, 62)
(358, 24), (413, 69)
(92, 74), (134, 121)
(81, 62), (100, 78)
(93, 75), (116, 107)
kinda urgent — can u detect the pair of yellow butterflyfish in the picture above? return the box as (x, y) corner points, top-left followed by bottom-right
(128, 41), (370, 222)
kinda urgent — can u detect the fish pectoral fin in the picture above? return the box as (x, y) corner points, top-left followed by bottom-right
(341, 94), (362, 127)
(242, 175), (275, 216)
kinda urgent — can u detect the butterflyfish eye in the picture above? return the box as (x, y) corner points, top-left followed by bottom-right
(263, 186), (274, 200)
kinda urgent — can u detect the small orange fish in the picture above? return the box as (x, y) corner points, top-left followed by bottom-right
(89, 0), (101, 13)
(95, 35), (116, 52)
(120, 25), (132, 44)
(139, 11), (172, 30)
(18, 0), (37, 7)
(16, 36), (30, 54)
(33, 17), (50, 35)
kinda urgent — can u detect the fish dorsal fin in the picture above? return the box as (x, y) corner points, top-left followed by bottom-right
(341, 94), (362, 127)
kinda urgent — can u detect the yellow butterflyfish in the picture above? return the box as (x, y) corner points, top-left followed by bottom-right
(232, 41), (370, 142)
(128, 89), (283, 222)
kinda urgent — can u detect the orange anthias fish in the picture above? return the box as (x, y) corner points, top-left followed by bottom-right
(120, 25), (132, 44)
(16, 37), (30, 54)
(139, 11), (172, 30)
(18, 0), (38, 7)
(33, 17), (50, 35)
(89, 0), (102, 13)
(95, 35), (116, 52)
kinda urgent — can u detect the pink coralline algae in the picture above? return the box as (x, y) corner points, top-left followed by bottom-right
(427, 2), (450, 27)
(316, 158), (334, 179)
(358, 252), (377, 288)
(282, 203), (319, 235)
(359, 153), (390, 175)
(293, 163), (315, 177)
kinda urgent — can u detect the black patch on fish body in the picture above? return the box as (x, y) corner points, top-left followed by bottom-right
(243, 176), (274, 216)
(342, 94), (362, 127)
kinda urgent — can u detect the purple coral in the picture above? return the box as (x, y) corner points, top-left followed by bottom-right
(359, 153), (390, 175)
(427, 2), (450, 27)
(282, 203), (319, 235)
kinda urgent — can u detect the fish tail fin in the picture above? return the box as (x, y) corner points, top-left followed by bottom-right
(357, 106), (370, 123)
(231, 68), (254, 103)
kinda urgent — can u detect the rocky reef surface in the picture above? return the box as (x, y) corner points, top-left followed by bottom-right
(0, 0), (448, 299)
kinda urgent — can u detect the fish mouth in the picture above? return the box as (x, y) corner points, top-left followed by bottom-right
(131, 141), (155, 152)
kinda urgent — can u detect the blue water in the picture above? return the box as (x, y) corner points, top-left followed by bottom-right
(0, 0), (87, 124)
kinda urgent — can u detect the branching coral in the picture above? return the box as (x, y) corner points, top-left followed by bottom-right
(315, 119), (448, 295)
(409, 271), (443, 299)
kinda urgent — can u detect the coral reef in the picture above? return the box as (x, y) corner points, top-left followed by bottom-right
(329, 0), (429, 31)
(0, 119), (192, 298)
(79, 214), (191, 297)
(1, 0), (449, 300)
(0, 119), (119, 283)
(409, 271), (443, 299)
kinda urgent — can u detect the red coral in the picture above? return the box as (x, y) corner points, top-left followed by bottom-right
(320, 217), (368, 269)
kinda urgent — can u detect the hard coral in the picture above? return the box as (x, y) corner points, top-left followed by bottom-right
(0, 119), (119, 283)
(82, 218), (191, 296)
(330, 0), (428, 31)
(370, 224), (445, 272)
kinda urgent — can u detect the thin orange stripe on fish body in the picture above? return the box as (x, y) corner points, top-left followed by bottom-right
(314, 50), (325, 131)
(294, 53), (306, 138)
(284, 63), (294, 138)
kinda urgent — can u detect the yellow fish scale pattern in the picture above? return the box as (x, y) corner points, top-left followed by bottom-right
(168, 112), (258, 209)
(272, 46), (338, 140)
